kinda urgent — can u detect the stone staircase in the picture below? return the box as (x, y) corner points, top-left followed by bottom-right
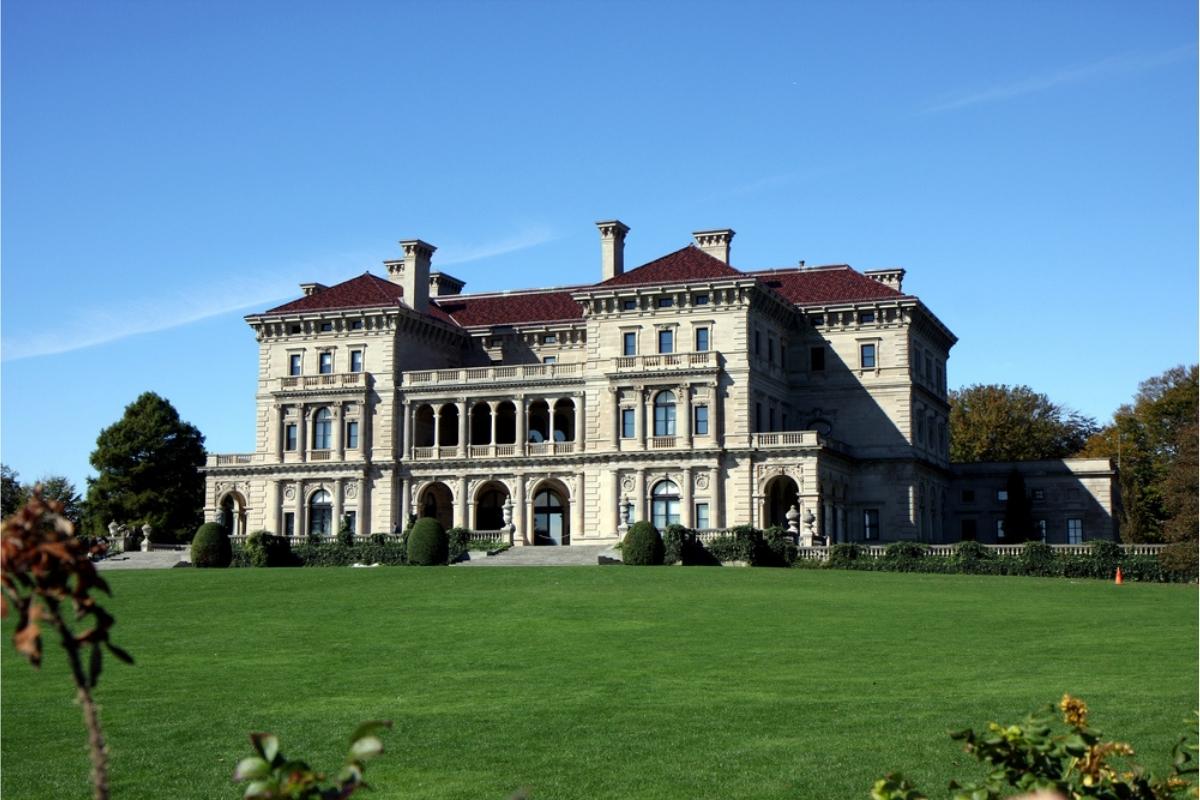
(455, 544), (619, 567)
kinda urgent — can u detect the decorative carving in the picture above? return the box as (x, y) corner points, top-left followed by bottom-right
(694, 473), (710, 491)
(345, 483), (358, 500)
(621, 476), (636, 493)
(283, 486), (296, 502)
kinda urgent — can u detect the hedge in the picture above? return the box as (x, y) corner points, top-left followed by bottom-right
(623, 521), (664, 565)
(232, 541), (408, 567)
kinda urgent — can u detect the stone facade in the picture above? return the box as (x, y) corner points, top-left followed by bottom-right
(203, 221), (1116, 545)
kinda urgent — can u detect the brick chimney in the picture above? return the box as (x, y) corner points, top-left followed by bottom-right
(864, 268), (905, 293)
(693, 228), (735, 263)
(596, 219), (630, 281)
(386, 239), (436, 313)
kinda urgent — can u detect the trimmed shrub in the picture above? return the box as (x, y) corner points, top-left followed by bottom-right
(622, 521), (664, 566)
(1021, 541), (1057, 576)
(883, 540), (928, 561)
(446, 527), (471, 563)
(244, 529), (292, 567)
(191, 522), (232, 568)
(704, 533), (755, 564)
(662, 524), (688, 565)
(407, 517), (449, 566)
(336, 517), (354, 548)
(1089, 539), (1123, 579)
(827, 543), (862, 567)
(761, 525), (797, 567)
(952, 540), (993, 572)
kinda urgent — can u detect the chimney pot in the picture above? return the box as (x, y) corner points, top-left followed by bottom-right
(692, 228), (735, 263)
(863, 268), (905, 293)
(386, 239), (437, 313)
(595, 219), (630, 281)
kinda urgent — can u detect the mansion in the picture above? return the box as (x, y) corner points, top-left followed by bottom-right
(204, 222), (1117, 546)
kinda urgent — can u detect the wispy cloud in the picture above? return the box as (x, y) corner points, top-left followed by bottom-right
(435, 225), (559, 266)
(0, 252), (370, 362)
(923, 44), (1195, 113)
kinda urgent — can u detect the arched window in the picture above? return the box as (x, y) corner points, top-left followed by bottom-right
(653, 391), (676, 437)
(651, 480), (680, 529)
(313, 408), (333, 450)
(309, 489), (332, 536)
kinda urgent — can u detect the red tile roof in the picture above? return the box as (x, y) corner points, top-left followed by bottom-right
(752, 266), (905, 305)
(266, 273), (405, 314)
(598, 245), (742, 287)
(432, 289), (585, 327)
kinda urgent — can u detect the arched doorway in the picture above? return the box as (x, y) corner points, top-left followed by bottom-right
(417, 482), (454, 531)
(650, 479), (680, 529)
(308, 489), (333, 536)
(763, 475), (799, 528)
(474, 481), (509, 531)
(532, 484), (569, 546)
(219, 493), (247, 536)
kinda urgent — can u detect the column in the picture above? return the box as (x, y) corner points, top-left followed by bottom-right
(402, 402), (413, 460)
(609, 389), (620, 448)
(454, 476), (467, 528)
(680, 467), (692, 528)
(636, 386), (647, 447)
(681, 383), (693, 447)
(457, 399), (468, 457)
(298, 403), (308, 463)
(712, 466), (724, 529)
(334, 403), (344, 461)
(360, 475), (371, 535)
(274, 405), (285, 462)
(513, 477), (527, 546)
(570, 474), (584, 542)
(268, 479), (282, 533)
(713, 380), (724, 449)
(294, 480), (305, 537)
(332, 478), (343, 535)
(489, 401), (498, 451)
(634, 468), (646, 523)
(432, 407), (441, 452)
(399, 477), (411, 530)
(516, 397), (528, 456)
(574, 394), (585, 451)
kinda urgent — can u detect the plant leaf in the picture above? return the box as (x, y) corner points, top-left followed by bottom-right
(350, 736), (383, 760)
(233, 757), (270, 781)
(349, 720), (392, 745)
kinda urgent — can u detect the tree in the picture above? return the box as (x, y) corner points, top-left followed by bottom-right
(84, 393), (206, 543)
(1, 464), (22, 518)
(949, 384), (1099, 463)
(1002, 470), (1035, 543)
(1078, 365), (1198, 542)
(24, 476), (84, 531)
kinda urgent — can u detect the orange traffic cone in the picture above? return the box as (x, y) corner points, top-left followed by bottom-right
(1114, 567), (1123, 585)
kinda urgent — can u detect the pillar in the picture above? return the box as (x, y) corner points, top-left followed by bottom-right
(609, 389), (620, 448)
(516, 397), (528, 455)
(634, 468), (646, 523)
(334, 403), (344, 461)
(574, 394), (585, 450)
(681, 383), (692, 447)
(489, 401), (498, 448)
(432, 407), (441, 451)
(712, 465), (724, 529)
(298, 403), (308, 463)
(333, 478), (343, 535)
(274, 405), (284, 461)
(360, 474), (371, 535)
(399, 476), (411, 529)
(294, 480), (305, 537)
(402, 402), (413, 460)
(636, 387), (647, 447)
(570, 474), (584, 542)
(454, 476), (468, 528)
(513, 477), (527, 546)
(713, 380), (724, 448)
(268, 479), (282, 533)
(457, 399), (468, 457)
(680, 467), (692, 528)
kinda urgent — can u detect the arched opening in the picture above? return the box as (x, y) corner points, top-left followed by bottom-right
(313, 407), (333, 450)
(763, 475), (800, 528)
(469, 402), (492, 445)
(653, 391), (677, 437)
(494, 401), (517, 445)
(474, 481), (509, 531)
(532, 483), (569, 546)
(437, 404), (459, 447)
(219, 493), (247, 537)
(651, 480), (680, 529)
(417, 482), (454, 531)
(414, 405), (435, 447)
(552, 398), (574, 442)
(527, 399), (551, 443)
(308, 489), (333, 536)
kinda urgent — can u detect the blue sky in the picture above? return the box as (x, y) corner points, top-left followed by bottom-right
(2, 0), (1196, 492)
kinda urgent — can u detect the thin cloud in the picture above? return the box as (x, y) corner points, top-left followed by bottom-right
(435, 225), (559, 266)
(923, 44), (1194, 113)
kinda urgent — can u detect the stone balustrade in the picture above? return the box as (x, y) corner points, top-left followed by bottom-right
(751, 431), (821, 448)
(206, 453), (259, 466)
(402, 362), (584, 388)
(278, 372), (365, 391)
(612, 351), (714, 372)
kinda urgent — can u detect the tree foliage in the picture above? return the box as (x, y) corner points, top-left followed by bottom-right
(1078, 365), (1198, 543)
(84, 393), (206, 543)
(2, 467), (86, 531)
(1, 464), (24, 519)
(949, 384), (1099, 463)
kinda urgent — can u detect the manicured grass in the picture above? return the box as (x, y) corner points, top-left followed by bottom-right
(2, 568), (1195, 799)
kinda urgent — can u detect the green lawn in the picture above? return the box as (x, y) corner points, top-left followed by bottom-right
(1, 568), (1195, 800)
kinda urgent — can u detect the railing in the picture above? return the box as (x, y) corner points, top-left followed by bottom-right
(309, 450), (332, 461)
(752, 431), (820, 448)
(790, 543), (1167, 562)
(279, 372), (365, 391)
(412, 446), (436, 460)
(402, 362), (583, 387)
(613, 351), (714, 372)
(409, 440), (580, 460)
(650, 436), (676, 449)
(207, 453), (258, 466)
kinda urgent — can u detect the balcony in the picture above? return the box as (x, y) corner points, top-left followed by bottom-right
(402, 362), (583, 388)
(206, 453), (261, 467)
(277, 372), (367, 392)
(752, 431), (822, 449)
(612, 351), (715, 372)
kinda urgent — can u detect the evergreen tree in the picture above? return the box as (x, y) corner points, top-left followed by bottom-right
(1, 464), (22, 518)
(85, 393), (206, 542)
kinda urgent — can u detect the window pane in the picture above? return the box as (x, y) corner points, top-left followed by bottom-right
(622, 299), (637, 310)
(623, 332), (636, 356)
(289, 354), (302, 376)
(543, 356), (557, 364)
(347, 421), (359, 449)
(621, 408), (635, 438)
(859, 311), (875, 324)
(695, 503), (710, 529)
(319, 353), (332, 374)
(694, 406), (708, 435)
(285, 425), (297, 450)
(861, 344), (876, 369)
(658, 330), (673, 354)
(350, 350), (363, 372)
(695, 328), (709, 351)
(657, 297), (674, 308)
(693, 294), (709, 305)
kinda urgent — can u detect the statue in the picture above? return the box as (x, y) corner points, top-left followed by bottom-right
(140, 524), (153, 552)
(501, 497), (515, 545)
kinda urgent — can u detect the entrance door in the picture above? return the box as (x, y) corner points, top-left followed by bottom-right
(533, 489), (568, 546)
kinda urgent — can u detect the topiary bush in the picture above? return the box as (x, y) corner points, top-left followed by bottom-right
(244, 529), (292, 567)
(191, 522), (232, 568)
(1021, 541), (1058, 576)
(827, 543), (862, 568)
(446, 527), (471, 563)
(622, 521), (664, 565)
(662, 524), (689, 565)
(406, 517), (449, 566)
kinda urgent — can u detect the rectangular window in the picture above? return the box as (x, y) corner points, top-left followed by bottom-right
(996, 519), (1005, 539)
(289, 323), (302, 334)
(693, 293), (710, 306)
(1067, 518), (1082, 544)
(544, 333), (557, 344)
(695, 327), (709, 352)
(350, 350), (363, 372)
(811, 346), (825, 371)
(1036, 519), (1047, 541)
(925, 354), (933, 382)
(997, 490), (1008, 502)
(350, 320), (363, 330)
(346, 421), (359, 449)
(657, 296), (674, 308)
(961, 519), (977, 540)
(961, 489), (975, 503)
(543, 356), (557, 364)
(755, 402), (763, 433)
(658, 329), (673, 354)
(621, 408), (635, 438)
(320, 321), (333, 332)
(864, 509), (880, 540)
(768, 338), (775, 364)
(319, 352), (333, 374)
(1032, 489), (1045, 501)
(622, 332), (637, 356)
(622, 299), (637, 310)
(860, 343), (876, 369)
(284, 424), (297, 451)
(859, 311), (875, 324)
(694, 405), (709, 435)
(695, 502), (710, 530)
(289, 354), (302, 376)
(283, 513), (295, 538)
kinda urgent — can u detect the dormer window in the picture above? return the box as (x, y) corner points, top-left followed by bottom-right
(858, 311), (875, 324)
(693, 293), (710, 305)
(657, 297), (674, 308)
(320, 321), (334, 332)
(622, 299), (637, 310)
(544, 333), (557, 344)
(350, 320), (363, 330)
